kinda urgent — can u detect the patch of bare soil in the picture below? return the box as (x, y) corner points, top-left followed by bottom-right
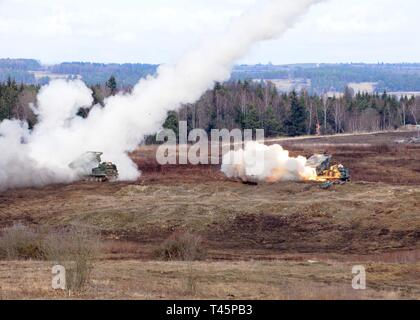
(208, 212), (419, 254)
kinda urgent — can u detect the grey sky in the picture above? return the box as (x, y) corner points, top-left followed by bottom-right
(0, 0), (417, 64)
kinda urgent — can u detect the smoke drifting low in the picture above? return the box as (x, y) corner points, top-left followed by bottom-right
(221, 142), (317, 183)
(0, 81), (93, 190)
(0, 0), (323, 191)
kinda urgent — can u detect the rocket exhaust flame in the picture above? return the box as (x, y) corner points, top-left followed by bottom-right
(221, 142), (350, 184)
(221, 142), (318, 183)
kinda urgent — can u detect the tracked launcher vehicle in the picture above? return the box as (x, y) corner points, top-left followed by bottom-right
(306, 154), (350, 183)
(88, 161), (119, 182)
(69, 152), (119, 182)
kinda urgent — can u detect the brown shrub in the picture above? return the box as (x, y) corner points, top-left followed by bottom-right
(0, 224), (46, 260)
(155, 231), (206, 261)
(0, 224), (102, 292)
(45, 226), (102, 292)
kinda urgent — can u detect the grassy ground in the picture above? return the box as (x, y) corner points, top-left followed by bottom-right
(0, 131), (419, 300)
(1, 259), (418, 300)
(2, 181), (419, 255)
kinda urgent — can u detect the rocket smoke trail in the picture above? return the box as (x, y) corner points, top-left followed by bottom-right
(0, 0), (324, 191)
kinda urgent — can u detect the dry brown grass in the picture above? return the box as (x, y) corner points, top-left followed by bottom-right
(0, 131), (419, 299)
(155, 231), (207, 262)
(103, 240), (149, 259)
(0, 260), (417, 300)
(0, 224), (46, 260)
(45, 226), (102, 292)
(0, 224), (102, 292)
(1, 180), (419, 255)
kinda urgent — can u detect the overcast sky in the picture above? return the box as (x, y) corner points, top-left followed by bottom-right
(0, 0), (418, 64)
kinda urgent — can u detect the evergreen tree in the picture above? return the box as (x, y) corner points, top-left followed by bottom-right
(163, 111), (179, 140)
(106, 76), (117, 95)
(242, 105), (260, 130)
(263, 106), (281, 137)
(285, 91), (307, 136)
(0, 78), (19, 121)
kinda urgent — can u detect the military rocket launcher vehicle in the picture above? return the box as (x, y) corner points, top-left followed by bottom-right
(306, 154), (350, 183)
(69, 152), (119, 182)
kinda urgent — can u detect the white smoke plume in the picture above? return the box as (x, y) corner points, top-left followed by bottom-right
(221, 141), (317, 183)
(0, 0), (324, 191)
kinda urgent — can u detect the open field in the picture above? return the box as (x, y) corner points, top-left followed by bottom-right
(0, 131), (419, 299)
(1, 260), (418, 300)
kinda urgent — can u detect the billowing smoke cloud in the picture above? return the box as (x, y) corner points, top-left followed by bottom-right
(0, 81), (93, 190)
(0, 0), (323, 191)
(221, 142), (317, 183)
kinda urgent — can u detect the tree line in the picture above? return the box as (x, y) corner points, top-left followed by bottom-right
(170, 81), (419, 138)
(0, 77), (119, 126)
(1, 77), (419, 140)
(0, 78), (39, 128)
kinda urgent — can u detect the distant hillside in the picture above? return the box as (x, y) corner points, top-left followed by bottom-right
(49, 62), (158, 87)
(0, 59), (158, 87)
(232, 63), (420, 94)
(0, 59), (41, 83)
(2, 59), (420, 93)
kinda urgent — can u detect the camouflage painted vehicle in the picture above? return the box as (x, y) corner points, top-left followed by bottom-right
(317, 164), (350, 182)
(88, 161), (119, 182)
(306, 154), (332, 175)
(69, 152), (119, 182)
(307, 154), (350, 182)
